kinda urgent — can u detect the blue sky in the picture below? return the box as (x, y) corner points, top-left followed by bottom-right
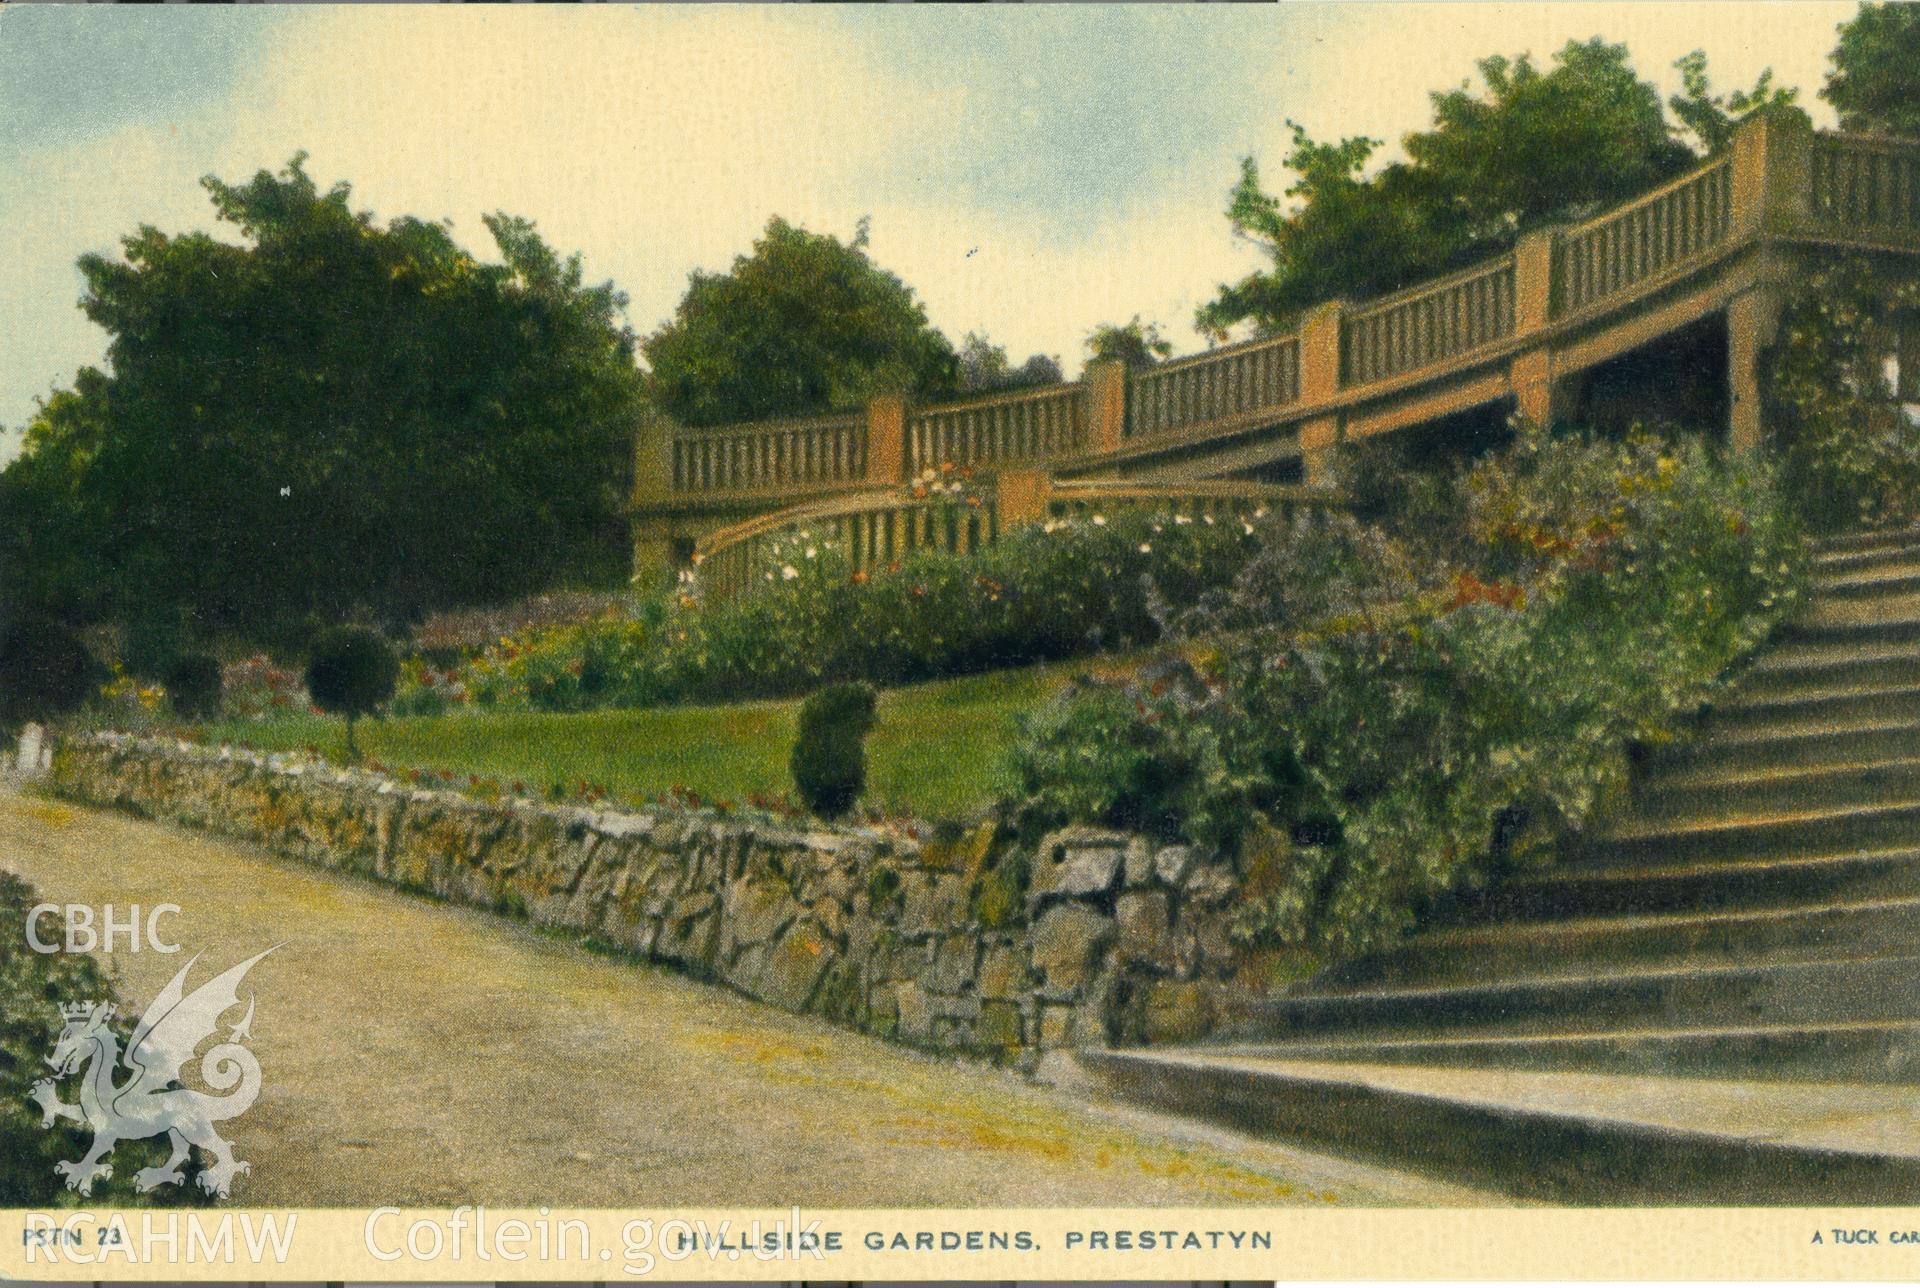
(0, 3), (1857, 464)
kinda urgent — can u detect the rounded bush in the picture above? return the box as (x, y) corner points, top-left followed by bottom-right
(305, 626), (398, 756)
(790, 681), (877, 819)
(165, 653), (224, 720)
(0, 616), (100, 728)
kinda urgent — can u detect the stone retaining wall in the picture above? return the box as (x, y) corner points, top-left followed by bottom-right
(48, 733), (1262, 1066)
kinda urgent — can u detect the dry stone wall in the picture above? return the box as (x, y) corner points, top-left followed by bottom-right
(48, 733), (1261, 1066)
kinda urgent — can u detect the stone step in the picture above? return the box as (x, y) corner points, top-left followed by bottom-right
(1800, 588), (1920, 630)
(1814, 565), (1920, 599)
(1699, 682), (1920, 737)
(1779, 610), (1920, 650)
(1633, 756), (1920, 825)
(1228, 953), (1920, 1043)
(1322, 896), (1920, 993)
(1811, 525), (1920, 557)
(1734, 645), (1920, 702)
(1471, 846), (1920, 923)
(1073, 1051), (1920, 1203)
(1658, 718), (1920, 778)
(1200, 1020), (1920, 1085)
(1584, 798), (1920, 868)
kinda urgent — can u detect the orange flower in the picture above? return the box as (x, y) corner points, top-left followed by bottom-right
(851, 569), (870, 585)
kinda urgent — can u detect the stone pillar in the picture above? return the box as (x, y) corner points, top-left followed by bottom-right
(1299, 415), (1342, 487)
(1514, 225), (1561, 334)
(1731, 113), (1813, 240)
(1728, 285), (1785, 453)
(15, 723), (45, 778)
(866, 393), (907, 483)
(1083, 359), (1129, 456)
(997, 468), (1054, 528)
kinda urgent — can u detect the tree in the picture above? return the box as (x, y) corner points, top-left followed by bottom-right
(1086, 317), (1173, 371)
(1824, 3), (1920, 136)
(790, 681), (877, 820)
(1200, 40), (1797, 336)
(305, 625), (398, 759)
(644, 218), (958, 427)
(956, 331), (1064, 393)
(0, 617), (101, 729)
(0, 155), (644, 648)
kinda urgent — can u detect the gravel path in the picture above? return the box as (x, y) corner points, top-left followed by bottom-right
(0, 785), (1491, 1207)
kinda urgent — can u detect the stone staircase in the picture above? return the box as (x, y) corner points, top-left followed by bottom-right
(1077, 526), (1920, 1203)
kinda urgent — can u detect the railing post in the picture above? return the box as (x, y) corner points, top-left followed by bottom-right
(997, 468), (1055, 528)
(1298, 300), (1345, 484)
(1732, 114), (1813, 239)
(1511, 225), (1568, 429)
(630, 406), (681, 588)
(1084, 359), (1128, 455)
(867, 393), (907, 483)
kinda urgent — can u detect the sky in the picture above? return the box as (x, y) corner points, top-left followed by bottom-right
(0, 2), (1859, 466)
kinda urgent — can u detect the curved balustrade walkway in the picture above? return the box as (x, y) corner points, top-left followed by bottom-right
(634, 120), (1920, 592)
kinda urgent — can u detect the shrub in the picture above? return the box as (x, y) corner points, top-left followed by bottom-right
(0, 616), (100, 729)
(1764, 258), (1920, 533)
(1006, 429), (1804, 957)
(305, 626), (399, 757)
(791, 681), (878, 819)
(0, 872), (213, 1204)
(220, 653), (309, 719)
(164, 653), (224, 720)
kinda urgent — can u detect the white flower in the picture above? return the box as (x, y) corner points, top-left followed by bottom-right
(1174, 514), (1192, 525)
(1243, 522), (1255, 535)
(1152, 523), (1164, 533)
(1139, 543), (1152, 554)
(782, 565), (800, 580)
(764, 572), (774, 582)
(1253, 507), (1268, 519)
(1203, 514), (1216, 525)
(1092, 514), (1107, 526)
(805, 546), (817, 559)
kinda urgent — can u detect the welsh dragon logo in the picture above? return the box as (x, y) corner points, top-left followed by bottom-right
(31, 947), (275, 1198)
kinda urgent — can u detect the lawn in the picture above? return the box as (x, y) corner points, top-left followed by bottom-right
(194, 662), (1083, 821)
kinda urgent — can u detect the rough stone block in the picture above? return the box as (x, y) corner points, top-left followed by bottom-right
(1114, 890), (1170, 966)
(1030, 903), (1115, 994)
(1028, 827), (1128, 905)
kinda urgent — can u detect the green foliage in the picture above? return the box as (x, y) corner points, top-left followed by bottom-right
(436, 505), (1262, 713)
(306, 626), (399, 756)
(1667, 49), (1805, 156)
(957, 332), (1063, 393)
(1763, 258), (1920, 533)
(791, 682), (878, 819)
(0, 155), (642, 643)
(0, 873), (212, 1205)
(1007, 431), (1804, 956)
(643, 217), (958, 428)
(164, 653), (225, 720)
(1824, 2), (1920, 136)
(1200, 40), (1789, 334)
(0, 616), (101, 729)
(1085, 317), (1173, 370)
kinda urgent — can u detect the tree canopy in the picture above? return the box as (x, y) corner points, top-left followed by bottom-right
(642, 217), (958, 427)
(956, 331), (1064, 393)
(0, 155), (643, 649)
(1086, 316), (1173, 371)
(1200, 39), (1803, 336)
(1824, 2), (1920, 136)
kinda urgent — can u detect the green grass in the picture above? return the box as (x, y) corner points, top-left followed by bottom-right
(195, 662), (1082, 821)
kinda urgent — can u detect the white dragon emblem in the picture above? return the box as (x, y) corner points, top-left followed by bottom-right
(31, 947), (275, 1198)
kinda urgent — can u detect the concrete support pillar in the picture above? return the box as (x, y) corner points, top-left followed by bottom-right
(866, 394), (907, 483)
(1728, 285), (1785, 453)
(997, 468), (1055, 528)
(1084, 359), (1129, 456)
(1299, 414), (1342, 488)
(1510, 348), (1568, 430)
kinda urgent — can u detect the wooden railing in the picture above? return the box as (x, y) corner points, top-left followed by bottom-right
(1554, 155), (1735, 317)
(1342, 256), (1517, 385)
(1811, 132), (1920, 242)
(670, 412), (867, 495)
(1047, 479), (1344, 522)
(1125, 334), (1301, 439)
(906, 382), (1087, 474)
